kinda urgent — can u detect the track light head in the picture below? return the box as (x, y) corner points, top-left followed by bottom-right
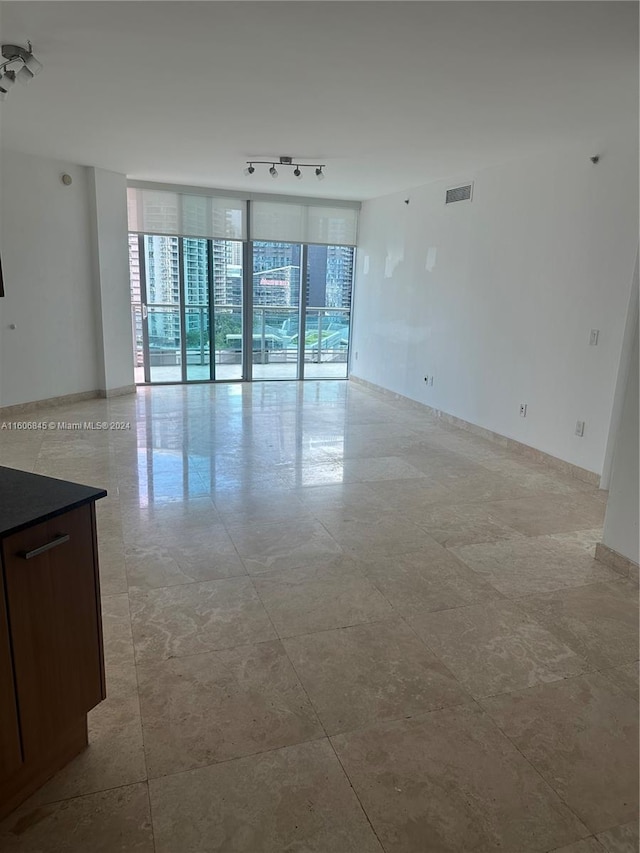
(244, 164), (255, 176)
(293, 166), (302, 178)
(269, 165), (278, 178)
(315, 167), (325, 181)
(24, 52), (43, 77)
(16, 65), (34, 85)
(0, 70), (15, 90)
(0, 42), (42, 98)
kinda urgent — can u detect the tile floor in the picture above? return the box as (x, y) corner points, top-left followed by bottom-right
(0, 380), (637, 853)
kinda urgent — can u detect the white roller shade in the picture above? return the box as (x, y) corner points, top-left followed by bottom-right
(127, 188), (245, 240)
(251, 201), (358, 247)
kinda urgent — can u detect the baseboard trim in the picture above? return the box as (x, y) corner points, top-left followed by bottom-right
(97, 385), (136, 399)
(595, 542), (639, 581)
(349, 375), (600, 487)
(0, 390), (100, 419)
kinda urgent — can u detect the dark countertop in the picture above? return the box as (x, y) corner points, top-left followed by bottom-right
(0, 466), (107, 538)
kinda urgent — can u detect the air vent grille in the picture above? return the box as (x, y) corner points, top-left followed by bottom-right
(446, 184), (473, 204)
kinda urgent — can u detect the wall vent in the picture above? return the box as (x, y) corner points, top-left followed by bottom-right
(445, 184), (473, 204)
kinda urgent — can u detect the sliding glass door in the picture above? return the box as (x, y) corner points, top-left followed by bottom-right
(304, 245), (353, 379)
(252, 242), (301, 380)
(129, 229), (353, 384)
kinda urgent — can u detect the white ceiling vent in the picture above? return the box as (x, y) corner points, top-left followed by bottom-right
(445, 183), (473, 204)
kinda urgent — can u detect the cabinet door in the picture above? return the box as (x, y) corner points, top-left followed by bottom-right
(0, 567), (22, 783)
(2, 504), (105, 760)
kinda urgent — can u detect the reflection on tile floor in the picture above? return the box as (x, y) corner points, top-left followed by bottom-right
(0, 380), (637, 853)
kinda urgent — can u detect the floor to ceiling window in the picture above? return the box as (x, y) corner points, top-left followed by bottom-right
(304, 244), (353, 380)
(127, 188), (358, 384)
(252, 242), (301, 380)
(129, 235), (244, 384)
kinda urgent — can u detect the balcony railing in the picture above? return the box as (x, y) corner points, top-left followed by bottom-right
(132, 304), (350, 367)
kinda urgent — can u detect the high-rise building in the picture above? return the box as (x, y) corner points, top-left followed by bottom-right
(307, 245), (354, 308)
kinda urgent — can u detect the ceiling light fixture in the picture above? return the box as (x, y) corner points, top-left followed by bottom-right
(245, 156), (327, 180)
(0, 41), (43, 100)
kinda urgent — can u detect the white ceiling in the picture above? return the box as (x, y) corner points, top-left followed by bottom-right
(1, 1), (637, 200)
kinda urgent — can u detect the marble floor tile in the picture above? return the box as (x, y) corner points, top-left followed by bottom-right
(294, 481), (389, 514)
(319, 512), (437, 560)
(362, 548), (503, 618)
(213, 488), (312, 524)
(476, 456), (597, 496)
(481, 673), (639, 833)
(253, 560), (394, 637)
(452, 535), (619, 597)
(364, 475), (454, 510)
(130, 577), (277, 663)
(97, 548), (128, 596)
(121, 497), (220, 543)
(485, 491), (607, 536)
(551, 840), (609, 853)
(431, 469), (538, 502)
(341, 455), (428, 482)
(283, 619), (468, 734)
(226, 518), (342, 574)
(331, 704), (587, 853)
(101, 593), (135, 668)
(601, 662), (639, 702)
(517, 580), (639, 670)
(137, 640), (323, 777)
(407, 499), (523, 546)
(125, 530), (247, 590)
(149, 740), (384, 853)
(596, 821), (640, 852)
(0, 783), (154, 852)
(275, 462), (360, 489)
(409, 599), (589, 698)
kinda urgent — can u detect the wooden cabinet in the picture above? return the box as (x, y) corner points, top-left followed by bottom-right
(0, 575), (22, 786)
(0, 499), (106, 819)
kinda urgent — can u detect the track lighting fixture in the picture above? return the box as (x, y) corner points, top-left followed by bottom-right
(245, 156), (327, 180)
(0, 41), (42, 100)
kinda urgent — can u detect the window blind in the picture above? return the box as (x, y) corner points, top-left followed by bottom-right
(127, 188), (246, 240)
(127, 187), (359, 247)
(251, 201), (358, 247)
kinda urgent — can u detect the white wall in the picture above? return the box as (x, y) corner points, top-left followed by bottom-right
(87, 167), (135, 394)
(0, 150), (133, 408)
(351, 132), (638, 475)
(0, 149), (99, 407)
(602, 310), (639, 564)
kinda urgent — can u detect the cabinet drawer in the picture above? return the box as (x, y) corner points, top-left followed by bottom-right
(2, 504), (106, 760)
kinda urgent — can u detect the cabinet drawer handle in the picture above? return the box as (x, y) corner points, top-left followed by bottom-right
(19, 534), (70, 560)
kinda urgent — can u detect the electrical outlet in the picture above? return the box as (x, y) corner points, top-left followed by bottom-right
(429, 376), (434, 386)
(519, 403), (527, 418)
(575, 420), (585, 437)
(424, 375), (429, 383)
(589, 329), (599, 346)
(355, 351), (358, 360)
